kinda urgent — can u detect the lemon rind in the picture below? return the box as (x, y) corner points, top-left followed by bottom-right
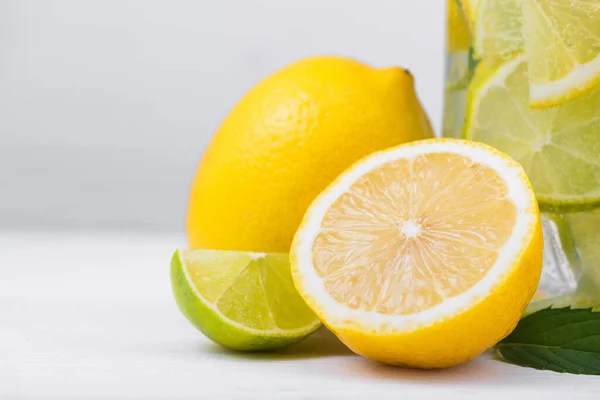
(529, 54), (600, 108)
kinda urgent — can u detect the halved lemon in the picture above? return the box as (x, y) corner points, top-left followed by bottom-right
(522, 0), (600, 107)
(291, 138), (543, 368)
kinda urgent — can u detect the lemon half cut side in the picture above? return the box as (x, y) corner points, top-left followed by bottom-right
(291, 138), (543, 368)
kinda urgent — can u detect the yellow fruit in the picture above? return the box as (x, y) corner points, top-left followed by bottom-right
(187, 56), (434, 253)
(447, 0), (471, 52)
(473, 0), (523, 60)
(521, 0), (600, 107)
(291, 138), (543, 368)
(471, 0), (600, 107)
(460, 0), (479, 28)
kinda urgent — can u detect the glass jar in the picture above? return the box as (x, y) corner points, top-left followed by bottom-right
(444, 0), (600, 307)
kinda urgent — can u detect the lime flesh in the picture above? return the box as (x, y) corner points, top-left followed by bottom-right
(473, 0), (523, 60)
(522, 0), (600, 107)
(171, 249), (321, 351)
(464, 55), (600, 212)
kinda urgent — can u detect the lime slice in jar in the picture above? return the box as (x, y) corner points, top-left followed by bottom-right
(472, 0), (524, 60)
(472, 0), (600, 108)
(459, 0), (479, 29)
(522, 0), (600, 108)
(464, 54), (600, 212)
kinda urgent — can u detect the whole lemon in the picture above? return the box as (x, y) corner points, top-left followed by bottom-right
(187, 56), (434, 252)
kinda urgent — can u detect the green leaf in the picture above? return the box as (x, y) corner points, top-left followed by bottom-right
(496, 307), (600, 375)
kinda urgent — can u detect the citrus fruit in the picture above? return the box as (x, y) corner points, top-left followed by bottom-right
(446, 0), (472, 92)
(473, 0), (524, 60)
(464, 55), (600, 212)
(522, 0), (600, 107)
(447, 0), (471, 53)
(171, 249), (320, 351)
(460, 0), (479, 28)
(187, 56), (433, 253)
(291, 138), (543, 368)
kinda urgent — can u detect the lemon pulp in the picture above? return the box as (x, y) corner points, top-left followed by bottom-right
(313, 152), (517, 315)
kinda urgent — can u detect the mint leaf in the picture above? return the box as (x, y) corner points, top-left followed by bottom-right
(496, 307), (600, 375)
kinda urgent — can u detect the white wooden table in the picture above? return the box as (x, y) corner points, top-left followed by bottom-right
(2, 231), (599, 399)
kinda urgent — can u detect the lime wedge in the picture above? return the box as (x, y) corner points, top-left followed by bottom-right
(464, 55), (600, 212)
(522, 0), (600, 107)
(171, 249), (321, 351)
(473, 0), (523, 59)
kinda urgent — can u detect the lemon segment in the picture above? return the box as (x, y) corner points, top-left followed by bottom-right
(447, 0), (472, 52)
(522, 0), (600, 107)
(460, 0), (479, 28)
(291, 138), (542, 368)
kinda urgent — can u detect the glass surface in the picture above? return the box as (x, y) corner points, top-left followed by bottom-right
(444, 0), (600, 306)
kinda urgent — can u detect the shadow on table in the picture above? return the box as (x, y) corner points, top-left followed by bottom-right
(203, 326), (354, 360)
(325, 350), (523, 386)
(203, 337), (551, 386)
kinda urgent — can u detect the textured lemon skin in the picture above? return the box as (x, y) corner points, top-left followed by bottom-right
(290, 138), (543, 369)
(187, 56), (433, 253)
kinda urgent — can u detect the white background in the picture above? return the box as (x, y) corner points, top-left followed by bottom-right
(0, 0), (445, 232)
